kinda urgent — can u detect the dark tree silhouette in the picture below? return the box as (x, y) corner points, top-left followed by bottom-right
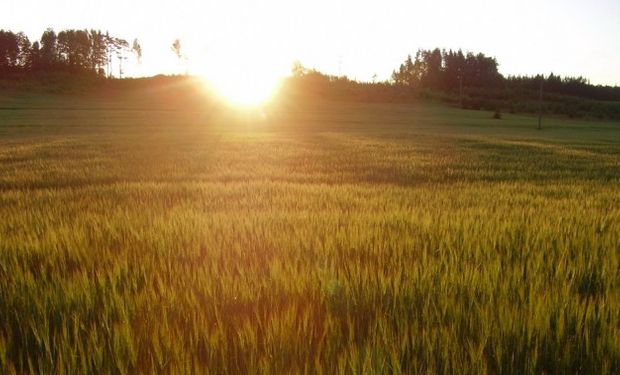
(57, 30), (92, 69)
(171, 38), (183, 74)
(132, 39), (142, 64)
(15, 32), (31, 67)
(39, 28), (58, 69)
(89, 30), (108, 75)
(392, 49), (501, 90)
(0, 28), (136, 77)
(171, 39), (181, 60)
(0, 30), (19, 74)
(27, 41), (41, 71)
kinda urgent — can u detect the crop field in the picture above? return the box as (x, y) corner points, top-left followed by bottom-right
(0, 94), (619, 374)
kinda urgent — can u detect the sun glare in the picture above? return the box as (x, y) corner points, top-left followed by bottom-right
(206, 72), (282, 106)
(198, 46), (287, 107)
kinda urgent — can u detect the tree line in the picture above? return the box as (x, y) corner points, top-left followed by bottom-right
(288, 53), (620, 119)
(2, 29), (619, 119)
(391, 48), (620, 103)
(0, 29), (141, 78)
(392, 49), (502, 90)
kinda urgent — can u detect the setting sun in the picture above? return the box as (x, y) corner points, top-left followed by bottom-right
(193, 24), (289, 106)
(203, 68), (282, 106)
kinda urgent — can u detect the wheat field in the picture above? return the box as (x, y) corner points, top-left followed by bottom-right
(0, 96), (619, 373)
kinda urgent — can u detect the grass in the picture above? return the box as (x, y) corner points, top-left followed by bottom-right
(0, 92), (619, 374)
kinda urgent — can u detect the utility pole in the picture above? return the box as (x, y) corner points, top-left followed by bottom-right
(538, 75), (544, 130)
(107, 50), (111, 78)
(118, 55), (123, 79)
(117, 55), (127, 79)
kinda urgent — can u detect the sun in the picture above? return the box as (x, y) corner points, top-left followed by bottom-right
(196, 46), (287, 107)
(187, 14), (292, 107)
(205, 69), (282, 106)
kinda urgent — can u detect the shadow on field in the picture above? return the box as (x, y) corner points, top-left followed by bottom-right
(459, 138), (620, 183)
(1, 99), (619, 190)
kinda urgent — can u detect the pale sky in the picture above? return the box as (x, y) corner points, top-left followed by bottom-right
(3, 0), (620, 85)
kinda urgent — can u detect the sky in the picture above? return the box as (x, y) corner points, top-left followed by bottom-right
(3, 0), (620, 85)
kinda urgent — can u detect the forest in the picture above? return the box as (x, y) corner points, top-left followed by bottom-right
(0, 29), (139, 78)
(391, 49), (620, 119)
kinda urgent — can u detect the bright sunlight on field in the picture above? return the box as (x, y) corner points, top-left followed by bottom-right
(0, 92), (619, 373)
